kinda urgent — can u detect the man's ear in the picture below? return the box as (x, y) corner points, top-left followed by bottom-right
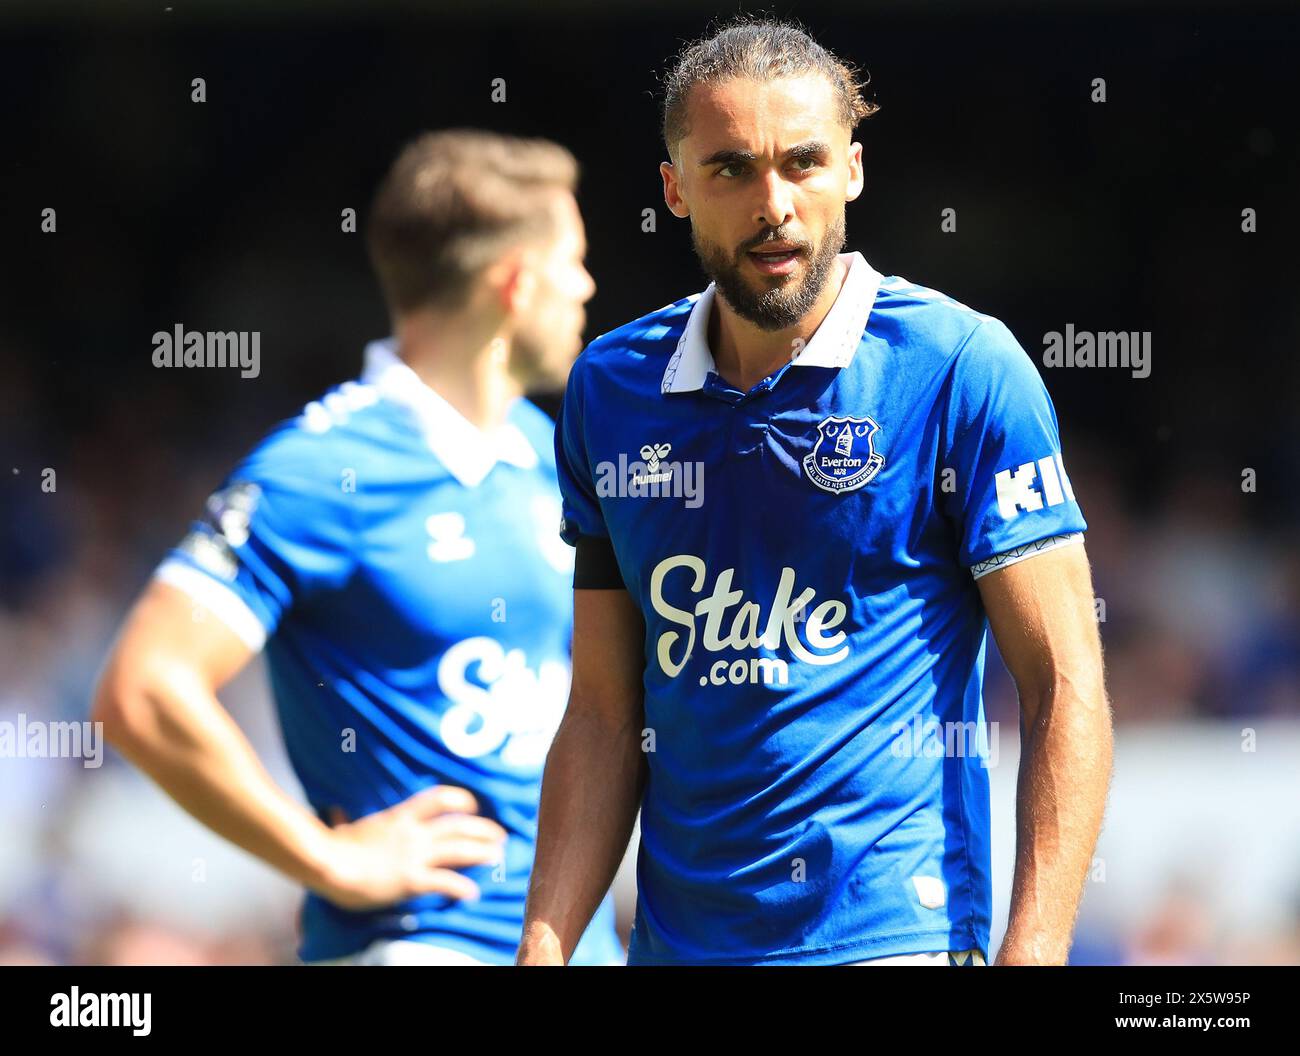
(661, 160), (690, 219)
(486, 248), (536, 316)
(845, 141), (865, 203)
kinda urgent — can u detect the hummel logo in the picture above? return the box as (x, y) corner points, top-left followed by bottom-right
(594, 443), (704, 508)
(639, 443), (672, 475)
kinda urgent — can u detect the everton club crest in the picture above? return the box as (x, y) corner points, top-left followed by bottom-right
(802, 415), (885, 494)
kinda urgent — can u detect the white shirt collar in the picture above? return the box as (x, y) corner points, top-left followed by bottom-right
(360, 338), (538, 487)
(660, 250), (883, 394)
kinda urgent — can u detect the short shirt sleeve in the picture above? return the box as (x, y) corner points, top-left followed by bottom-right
(554, 355), (609, 546)
(940, 317), (1087, 573)
(154, 423), (356, 650)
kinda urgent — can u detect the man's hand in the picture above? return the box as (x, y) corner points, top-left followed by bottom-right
(994, 932), (1071, 966)
(94, 579), (504, 915)
(516, 923), (567, 966)
(317, 786), (507, 910)
(516, 586), (646, 965)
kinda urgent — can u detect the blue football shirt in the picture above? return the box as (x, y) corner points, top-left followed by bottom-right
(555, 251), (1087, 965)
(156, 338), (622, 965)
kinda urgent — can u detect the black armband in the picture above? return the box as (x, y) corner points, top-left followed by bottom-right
(573, 534), (625, 590)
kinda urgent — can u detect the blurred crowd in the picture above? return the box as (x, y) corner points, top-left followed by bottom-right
(2, 373), (1297, 964)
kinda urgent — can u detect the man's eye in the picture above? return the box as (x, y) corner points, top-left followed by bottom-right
(719, 163), (747, 178)
(791, 156), (818, 171)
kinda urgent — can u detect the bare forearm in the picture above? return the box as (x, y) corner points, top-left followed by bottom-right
(1000, 682), (1113, 964)
(99, 676), (336, 892)
(519, 707), (645, 963)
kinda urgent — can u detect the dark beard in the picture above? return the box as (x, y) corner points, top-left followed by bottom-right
(509, 322), (570, 391)
(692, 213), (846, 332)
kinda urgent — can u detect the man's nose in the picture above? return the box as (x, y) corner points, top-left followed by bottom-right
(755, 171), (796, 229)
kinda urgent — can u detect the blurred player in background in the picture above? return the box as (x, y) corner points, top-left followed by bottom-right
(519, 17), (1113, 966)
(93, 129), (623, 966)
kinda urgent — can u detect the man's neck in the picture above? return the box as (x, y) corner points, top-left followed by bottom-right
(393, 312), (521, 431)
(709, 254), (850, 393)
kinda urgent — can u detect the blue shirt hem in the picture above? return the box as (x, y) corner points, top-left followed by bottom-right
(627, 926), (985, 966)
